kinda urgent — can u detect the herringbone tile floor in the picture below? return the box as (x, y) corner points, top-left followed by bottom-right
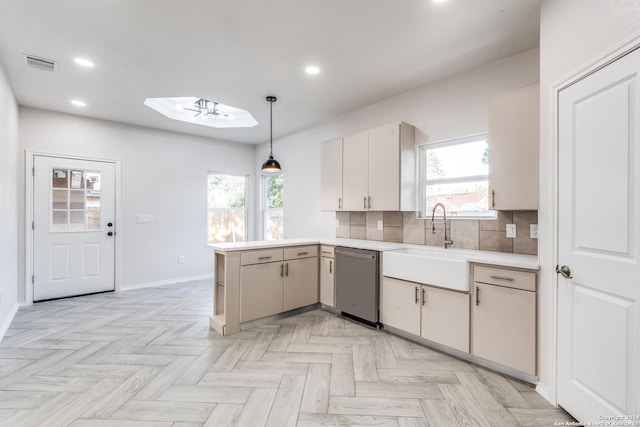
(0, 280), (574, 426)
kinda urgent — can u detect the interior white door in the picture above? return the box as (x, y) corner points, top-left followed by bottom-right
(33, 155), (116, 301)
(557, 47), (640, 421)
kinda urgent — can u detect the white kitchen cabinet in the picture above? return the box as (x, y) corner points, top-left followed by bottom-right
(488, 84), (540, 210)
(336, 122), (416, 212)
(342, 130), (369, 211)
(319, 245), (335, 306)
(471, 265), (536, 375)
(381, 276), (469, 352)
(320, 138), (343, 211)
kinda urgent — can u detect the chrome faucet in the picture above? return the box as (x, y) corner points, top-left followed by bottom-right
(431, 203), (453, 249)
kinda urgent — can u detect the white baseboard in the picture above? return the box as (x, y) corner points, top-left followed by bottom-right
(536, 383), (555, 406)
(120, 274), (213, 291)
(0, 303), (20, 343)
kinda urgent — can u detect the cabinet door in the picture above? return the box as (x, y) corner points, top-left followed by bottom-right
(381, 277), (421, 336)
(421, 286), (469, 353)
(488, 85), (540, 210)
(240, 262), (283, 322)
(283, 257), (319, 311)
(368, 123), (400, 211)
(320, 256), (335, 306)
(320, 138), (343, 211)
(471, 283), (536, 375)
(342, 130), (369, 211)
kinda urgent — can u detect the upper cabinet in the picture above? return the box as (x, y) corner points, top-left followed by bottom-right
(321, 122), (416, 211)
(320, 138), (344, 211)
(488, 84), (540, 210)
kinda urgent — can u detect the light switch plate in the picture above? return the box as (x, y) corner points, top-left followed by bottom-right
(506, 224), (516, 238)
(137, 214), (155, 223)
(377, 220), (383, 231)
(530, 224), (539, 239)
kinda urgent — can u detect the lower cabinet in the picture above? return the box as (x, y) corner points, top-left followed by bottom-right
(381, 276), (470, 353)
(320, 245), (335, 306)
(284, 257), (319, 311)
(471, 265), (536, 375)
(240, 261), (284, 323)
(240, 245), (319, 323)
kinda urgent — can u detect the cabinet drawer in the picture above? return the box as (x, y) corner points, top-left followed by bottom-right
(474, 265), (535, 292)
(284, 245), (318, 260)
(320, 245), (335, 258)
(241, 249), (284, 266)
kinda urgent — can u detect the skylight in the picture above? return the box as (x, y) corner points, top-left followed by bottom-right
(144, 97), (258, 128)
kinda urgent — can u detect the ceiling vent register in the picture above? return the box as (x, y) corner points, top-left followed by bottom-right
(24, 54), (57, 73)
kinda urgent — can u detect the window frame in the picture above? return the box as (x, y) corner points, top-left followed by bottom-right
(206, 172), (249, 244)
(261, 173), (284, 241)
(418, 133), (495, 219)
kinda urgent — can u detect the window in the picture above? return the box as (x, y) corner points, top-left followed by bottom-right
(263, 174), (283, 240)
(419, 134), (494, 218)
(50, 168), (102, 232)
(207, 173), (247, 243)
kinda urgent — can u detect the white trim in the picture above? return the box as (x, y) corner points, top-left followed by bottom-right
(25, 149), (122, 304)
(0, 303), (20, 343)
(120, 274), (213, 291)
(547, 31), (640, 409)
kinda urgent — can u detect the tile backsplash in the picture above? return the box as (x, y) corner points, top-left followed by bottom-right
(336, 210), (538, 255)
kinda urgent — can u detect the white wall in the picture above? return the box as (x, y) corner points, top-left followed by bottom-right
(0, 64), (19, 339)
(256, 48), (540, 239)
(17, 108), (256, 301)
(538, 0), (640, 404)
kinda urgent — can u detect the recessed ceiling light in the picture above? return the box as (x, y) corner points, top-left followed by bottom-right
(305, 65), (320, 75)
(433, 0), (448, 3)
(71, 100), (87, 107)
(73, 58), (95, 68)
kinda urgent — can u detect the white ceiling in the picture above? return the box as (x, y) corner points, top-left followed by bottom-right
(0, 0), (541, 144)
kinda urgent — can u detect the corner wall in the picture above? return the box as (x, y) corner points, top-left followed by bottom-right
(539, 0), (640, 404)
(17, 108), (256, 302)
(0, 64), (19, 340)
(255, 48), (540, 240)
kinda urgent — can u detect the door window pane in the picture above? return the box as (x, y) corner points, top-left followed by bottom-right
(49, 168), (102, 232)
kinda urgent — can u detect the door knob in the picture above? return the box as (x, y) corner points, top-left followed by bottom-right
(107, 231), (114, 236)
(556, 265), (572, 279)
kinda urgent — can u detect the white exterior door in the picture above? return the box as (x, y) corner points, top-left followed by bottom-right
(33, 155), (116, 301)
(557, 47), (640, 420)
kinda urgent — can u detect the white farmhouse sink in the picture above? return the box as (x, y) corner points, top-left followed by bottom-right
(383, 247), (470, 292)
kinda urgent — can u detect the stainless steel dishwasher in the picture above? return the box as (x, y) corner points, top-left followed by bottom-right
(335, 246), (380, 326)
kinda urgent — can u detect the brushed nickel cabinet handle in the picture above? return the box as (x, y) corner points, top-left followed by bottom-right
(368, 196), (372, 209)
(364, 196), (367, 209)
(338, 198), (342, 209)
(490, 275), (514, 282)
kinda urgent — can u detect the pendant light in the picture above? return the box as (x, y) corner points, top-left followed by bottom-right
(261, 96), (282, 173)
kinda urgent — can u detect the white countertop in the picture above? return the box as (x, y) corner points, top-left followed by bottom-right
(209, 238), (538, 270)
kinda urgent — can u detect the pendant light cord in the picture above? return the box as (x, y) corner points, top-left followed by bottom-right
(270, 100), (273, 156)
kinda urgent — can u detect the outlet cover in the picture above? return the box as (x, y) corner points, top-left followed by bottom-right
(530, 224), (539, 239)
(377, 220), (383, 231)
(506, 224), (516, 238)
